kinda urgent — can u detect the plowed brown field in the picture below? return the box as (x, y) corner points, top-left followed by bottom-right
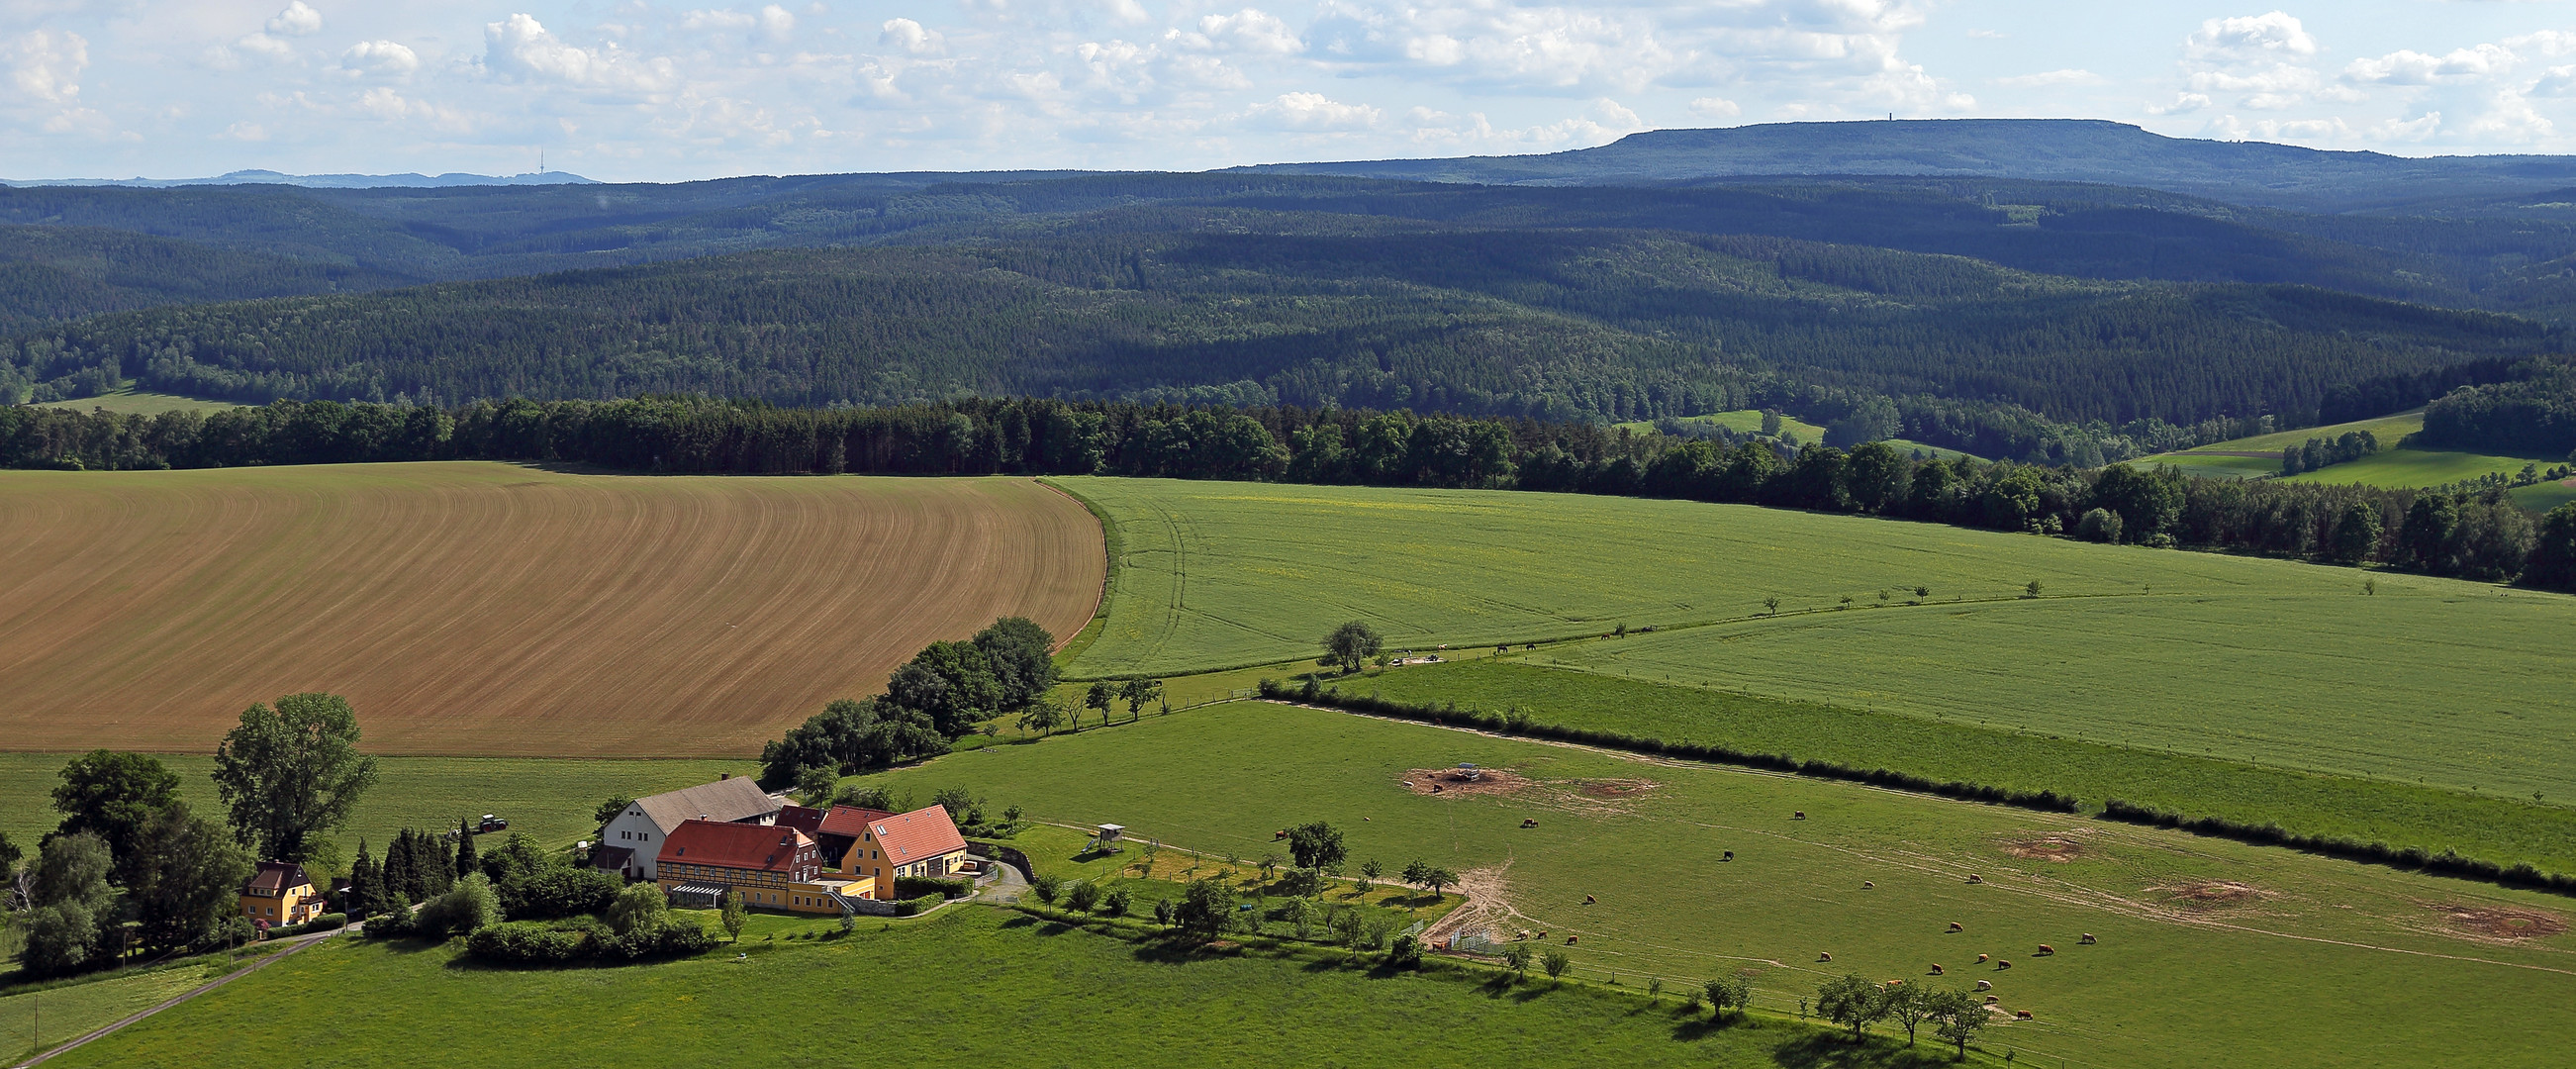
(0, 463), (1103, 756)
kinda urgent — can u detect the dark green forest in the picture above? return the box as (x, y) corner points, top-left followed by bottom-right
(4, 221), (2558, 463)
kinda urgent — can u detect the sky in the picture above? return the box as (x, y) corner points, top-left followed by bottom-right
(8, 1), (2576, 181)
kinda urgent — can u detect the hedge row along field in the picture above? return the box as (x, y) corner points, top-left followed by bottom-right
(0, 463), (1103, 756)
(850, 703), (2576, 1069)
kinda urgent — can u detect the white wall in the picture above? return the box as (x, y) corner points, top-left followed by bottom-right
(600, 806), (666, 879)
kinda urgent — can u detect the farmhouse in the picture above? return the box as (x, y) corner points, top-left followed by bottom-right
(841, 804), (972, 900)
(239, 860), (323, 927)
(653, 820), (868, 914)
(595, 774), (784, 880)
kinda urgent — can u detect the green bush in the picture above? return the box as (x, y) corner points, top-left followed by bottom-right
(895, 875), (974, 900)
(1064, 880), (1102, 913)
(893, 894), (945, 917)
(465, 922), (589, 965)
(278, 913), (346, 936)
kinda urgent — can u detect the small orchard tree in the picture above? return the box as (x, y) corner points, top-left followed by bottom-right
(1705, 975), (1753, 1020)
(1541, 948), (1572, 982)
(1502, 942), (1533, 979)
(1814, 974), (1889, 1040)
(1930, 989), (1987, 1061)
(1084, 682), (1115, 725)
(1323, 621), (1383, 674)
(1028, 874), (1064, 905)
(1174, 877), (1237, 940)
(1065, 879), (1102, 913)
(1153, 897), (1177, 928)
(1884, 982), (1935, 1045)
(1286, 822), (1347, 873)
(1117, 679), (1164, 721)
(720, 889), (747, 943)
(1423, 867), (1457, 899)
(1400, 859), (1429, 893)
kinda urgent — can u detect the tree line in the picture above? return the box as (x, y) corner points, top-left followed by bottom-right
(7, 394), (2573, 590)
(756, 617), (1062, 791)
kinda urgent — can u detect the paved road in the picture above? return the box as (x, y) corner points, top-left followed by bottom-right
(975, 854), (1030, 904)
(13, 926), (348, 1069)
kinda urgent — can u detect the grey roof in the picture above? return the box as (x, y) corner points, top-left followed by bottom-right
(633, 777), (779, 830)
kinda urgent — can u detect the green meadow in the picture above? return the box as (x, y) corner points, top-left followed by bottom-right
(852, 704), (2576, 1069)
(0, 754), (749, 868)
(39, 902), (1947, 1069)
(1345, 659), (2576, 872)
(2280, 445), (2562, 489)
(32, 389), (242, 416)
(0, 958), (239, 1061)
(1619, 411), (1977, 460)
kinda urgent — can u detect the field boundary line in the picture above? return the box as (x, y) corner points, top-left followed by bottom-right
(14, 929), (340, 1068)
(1037, 478), (1118, 666)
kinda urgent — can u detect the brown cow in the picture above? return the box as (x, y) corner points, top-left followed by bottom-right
(1565, 934), (1579, 945)
(2037, 943), (2054, 955)
(1818, 951), (1833, 962)
(1582, 895), (1596, 905)
(1861, 881), (1874, 889)
(2079, 932), (2098, 945)
(1947, 922), (1963, 932)
(1975, 954), (1989, 963)
(1930, 964), (1946, 975)
(1995, 960), (2012, 970)
(1974, 980), (1992, 992)
(2016, 1010), (2034, 1020)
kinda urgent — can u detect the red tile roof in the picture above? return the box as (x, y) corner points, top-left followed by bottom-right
(866, 805), (968, 866)
(818, 805), (894, 839)
(776, 805), (825, 837)
(657, 820), (819, 875)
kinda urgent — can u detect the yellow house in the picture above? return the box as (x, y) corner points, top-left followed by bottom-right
(841, 804), (972, 900)
(239, 861), (323, 927)
(653, 819), (871, 915)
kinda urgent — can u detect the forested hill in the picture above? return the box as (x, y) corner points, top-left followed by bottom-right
(5, 220), (2555, 461)
(1239, 119), (2576, 213)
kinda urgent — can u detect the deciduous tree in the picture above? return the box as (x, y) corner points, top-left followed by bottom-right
(211, 693), (378, 863)
(50, 749), (181, 886)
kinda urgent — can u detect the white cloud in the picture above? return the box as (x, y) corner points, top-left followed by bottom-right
(4, 29), (84, 104)
(1177, 9), (1302, 55)
(1994, 68), (2101, 89)
(481, 13), (675, 94)
(878, 18), (942, 55)
(2185, 11), (2318, 62)
(1688, 96), (1740, 119)
(339, 40), (420, 79)
(264, 2), (322, 38)
(2344, 45), (2515, 85)
(2147, 91), (2211, 116)
(1243, 90), (1380, 131)
(2178, 11), (2325, 110)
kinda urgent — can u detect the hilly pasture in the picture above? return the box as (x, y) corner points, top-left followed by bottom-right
(0, 464), (1102, 756)
(856, 703), (2576, 1069)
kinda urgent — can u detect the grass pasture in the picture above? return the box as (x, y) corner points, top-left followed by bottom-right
(39, 904), (1938, 1069)
(1620, 411), (1976, 461)
(31, 389), (242, 416)
(851, 703), (2576, 1069)
(2279, 445), (2562, 489)
(0, 958), (243, 1062)
(0, 463), (1102, 756)
(1344, 659), (2576, 873)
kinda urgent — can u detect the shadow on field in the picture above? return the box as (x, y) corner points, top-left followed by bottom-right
(1768, 1033), (1954, 1068)
(1670, 1009), (1753, 1040)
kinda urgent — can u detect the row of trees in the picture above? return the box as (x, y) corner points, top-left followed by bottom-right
(2278, 430), (2380, 476)
(1, 694), (378, 976)
(757, 618), (1060, 790)
(8, 394), (2573, 589)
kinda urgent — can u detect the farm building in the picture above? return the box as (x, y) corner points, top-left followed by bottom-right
(595, 774), (785, 880)
(239, 860), (323, 927)
(652, 820), (869, 914)
(842, 804), (972, 900)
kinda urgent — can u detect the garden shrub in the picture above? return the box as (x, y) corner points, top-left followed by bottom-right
(895, 875), (973, 900)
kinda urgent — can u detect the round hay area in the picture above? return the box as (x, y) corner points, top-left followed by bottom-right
(2151, 879), (2270, 909)
(1402, 767), (1534, 798)
(2000, 834), (2088, 863)
(2433, 904), (2566, 940)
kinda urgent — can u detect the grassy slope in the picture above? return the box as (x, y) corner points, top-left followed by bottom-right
(1617, 411), (1976, 461)
(0, 754), (750, 866)
(2279, 446), (2559, 487)
(2138, 410), (2571, 495)
(1344, 659), (2576, 871)
(41, 907), (1930, 1069)
(30, 389), (242, 416)
(852, 704), (2576, 1069)
(1054, 477), (2575, 799)
(0, 961), (236, 1062)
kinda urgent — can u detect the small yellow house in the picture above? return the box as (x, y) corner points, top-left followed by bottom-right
(239, 860), (323, 927)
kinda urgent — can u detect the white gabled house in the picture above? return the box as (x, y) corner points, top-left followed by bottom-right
(593, 774), (783, 880)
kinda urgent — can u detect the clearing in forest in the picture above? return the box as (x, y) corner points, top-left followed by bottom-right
(0, 463), (1102, 756)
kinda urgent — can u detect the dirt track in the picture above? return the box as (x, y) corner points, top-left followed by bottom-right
(0, 463), (1103, 756)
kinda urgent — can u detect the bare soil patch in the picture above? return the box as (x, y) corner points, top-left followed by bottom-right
(0, 464), (1104, 756)
(1402, 767), (1536, 797)
(1575, 779), (1658, 799)
(2149, 879), (2271, 909)
(2000, 834), (2088, 862)
(2432, 904), (2566, 939)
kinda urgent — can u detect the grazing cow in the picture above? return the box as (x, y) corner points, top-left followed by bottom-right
(1965, 874), (1984, 884)
(1947, 922), (1963, 932)
(1984, 995), (1999, 1005)
(1930, 964), (1946, 975)
(2079, 932), (2097, 945)
(1431, 784), (1444, 794)
(2037, 943), (2054, 955)
(1818, 951), (1833, 962)
(1566, 935), (1578, 945)
(1722, 850), (1735, 861)
(1793, 812), (1807, 820)
(1995, 960), (2012, 970)
(1976, 954), (1989, 964)
(1582, 894), (1596, 905)
(1274, 829), (1288, 839)
(2016, 1011), (2034, 1020)
(1536, 930), (1547, 940)
(1974, 980), (1992, 992)
(1861, 881), (1875, 889)
(1521, 819), (1539, 827)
